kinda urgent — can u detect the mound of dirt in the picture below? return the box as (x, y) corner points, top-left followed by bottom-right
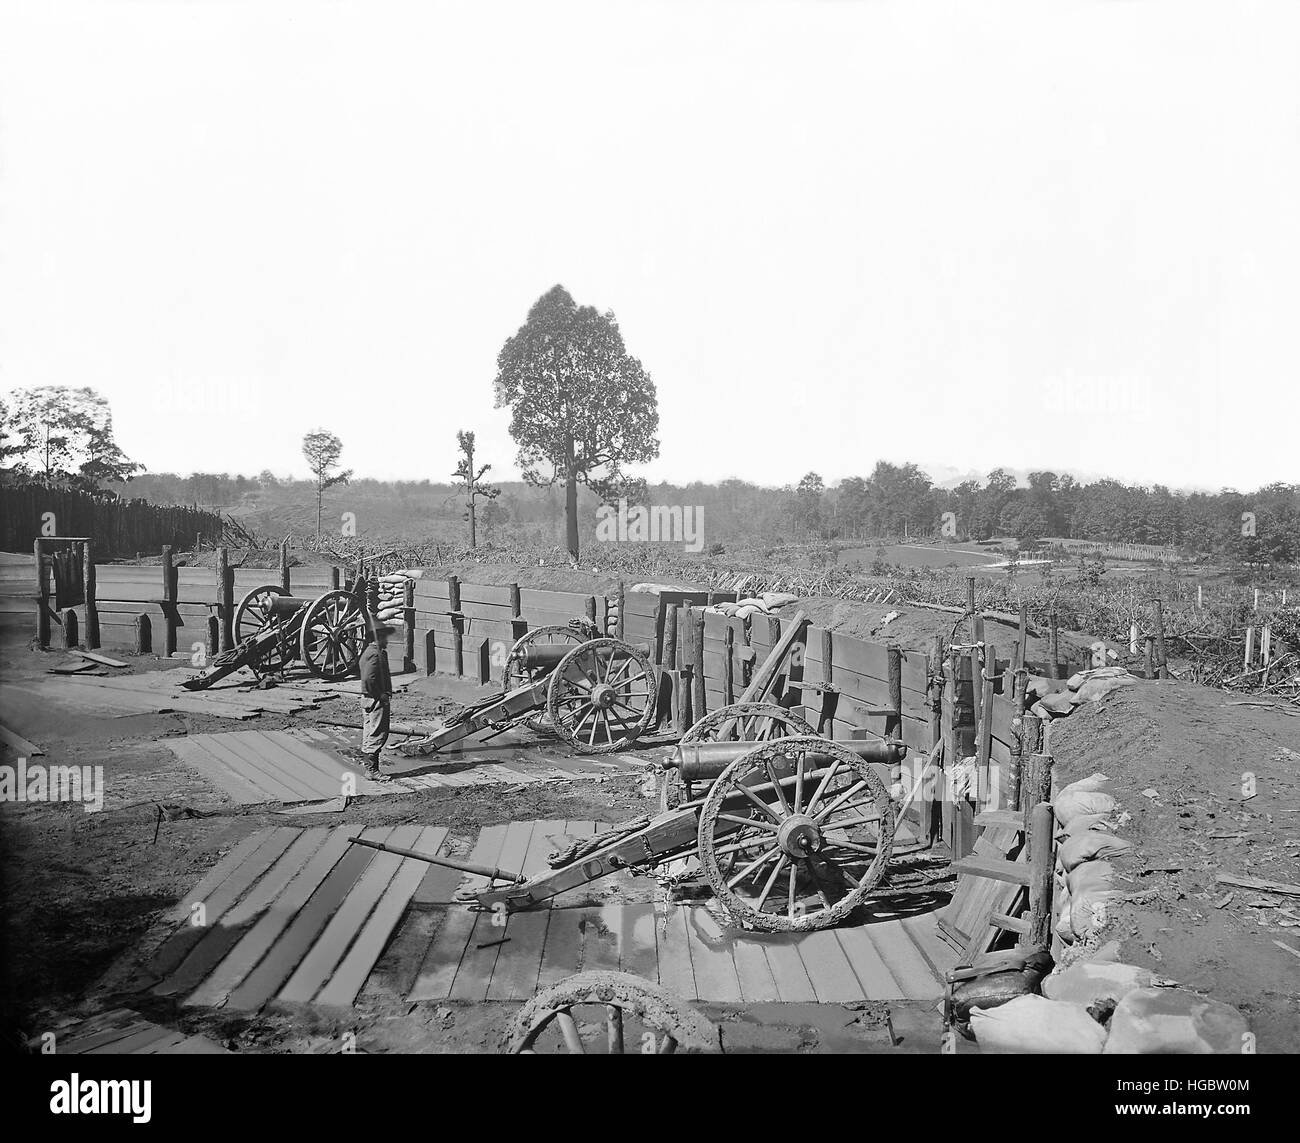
(1048, 682), (1300, 1052)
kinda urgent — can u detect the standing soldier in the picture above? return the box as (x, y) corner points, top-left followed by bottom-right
(359, 623), (395, 780)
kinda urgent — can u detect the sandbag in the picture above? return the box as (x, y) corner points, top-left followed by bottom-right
(1068, 861), (1122, 938)
(736, 605), (763, 620)
(1055, 891), (1075, 943)
(969, 995), (1106, 1053)
(1067, 666), (1131, 691)
(760, 591), (799, 609)
(1056, 812), (1117, 840)
(1055, 788), (1117, 827)
(1073, 675), (1139, 704)
(1058, 829), (1135, 872)
(1104, 988), (1250, 1054)
(1043, 961), (1158, 1007)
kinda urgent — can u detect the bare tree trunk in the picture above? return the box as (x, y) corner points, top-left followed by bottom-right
(564, 432), (579, 562)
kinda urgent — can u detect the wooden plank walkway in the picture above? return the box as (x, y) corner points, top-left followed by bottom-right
(39, 1008), (229, 1055)
(166, 730), (390, 804)
(408, 820), (956, 1004)
(143, 824), (450, 1011)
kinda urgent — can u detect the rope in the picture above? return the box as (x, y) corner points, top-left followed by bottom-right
(547, 814), (653, 868)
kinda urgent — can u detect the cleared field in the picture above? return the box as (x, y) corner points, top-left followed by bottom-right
(838, 543), (999, 570)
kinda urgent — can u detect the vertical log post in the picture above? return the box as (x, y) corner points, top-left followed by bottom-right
(724, 622), (736, 706)
(134, 613), (152, 655)
(62, 608), (79, 650)
(217, 546), (233, 651)
(331, 566), (341, 590)
(34, 538), (49, 649)
(404, 578), (416, 673)
(824, 628), (839, 737)
(1243, 626), (1254, 671)
(1017, 602), (1029, 672)
(279, 541), (290, 594)
(919, 634), (944, 845)
(692, 608), (707, 725)
(1023, 801), (1056, 950)
(448, 575), (463, 676)
(1008, 669), (1029, 811)
(1050, 610), (1060, 678)
(662, 604), (679, 683)
(585, 594), (597, 626)
(615, 581), (626, 640)
(161, 544), (177, 656)
(1144, 636), (1155, 679)
(1153, 598), (1169, 679)
(83, 539), (99, 650)
(1020, 738), (1052, 837)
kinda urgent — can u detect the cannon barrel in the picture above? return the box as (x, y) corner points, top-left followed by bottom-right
(518, 639), (652, 671)
(266, 595), (311, 618)
(669, 738), (907, 783)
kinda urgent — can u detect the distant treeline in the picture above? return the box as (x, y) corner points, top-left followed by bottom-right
(1, 482), (223, 557)
(107, 464), (1300, 563)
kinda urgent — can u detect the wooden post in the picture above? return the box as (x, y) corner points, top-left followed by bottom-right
(161, 544), (177, 656)
(206, 615), (219, 660)
(1020, 744), (1052, 837)
(1050, 611), (1060, 678)
(615, 581), (626, 640)
(1244, 626), (1255, 670)
(279, 541), (290, 593)
(62, 608), (78, 650)
(217, 546), (233, 651)
(1008, 669), (1028, 811)
(34, 538), (49, 649)
(134, 612), (152, 655)
(448, 576), (463, 676)
(331, 566), (341, 590)
(979, 674), (995, 808)
(919, 634), (943, 846)
(83, 539), (98, 650)
(1129, 622), (1139, 655)
(1144, 636), (1155, 679)
(404, 578), (416, 673)
(724, 623), (736, 706)
(1197, 584), (1203, 609)
(584, 594), (597, 626)
(509, 582), (521, 621)
(1023, 801), (1056, 950)
(944, 652), (974, 858)
(1153, 599), (1169, 679)
(966, 576), (976, 627)
(1262, 624), (1272, 667)
(692, 608), (707, 724)
(886, 643), (901, 743)
(662, 605), (678, 671)
(1017, 602), (1029, 672)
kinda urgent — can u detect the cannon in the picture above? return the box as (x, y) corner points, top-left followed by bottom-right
(353, 734), (915, 933)
(392, 632), (657, 758)
(181, 583), (368, 689)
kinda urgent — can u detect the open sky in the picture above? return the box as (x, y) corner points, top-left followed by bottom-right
(1, 0), (1297, 492)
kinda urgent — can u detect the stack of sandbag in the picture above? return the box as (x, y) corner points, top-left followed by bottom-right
(375, 571), (414, 626)
(1050, 772), (1134, 946)
(605, 592), (619, 636)
(705, 591), (801, 621)
(1029, 666), (1139, 720)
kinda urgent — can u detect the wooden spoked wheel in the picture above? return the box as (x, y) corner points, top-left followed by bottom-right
(662, 702), (816, 813)
(299, 589), (368, 680)
(546, 638), (655, 754)
(502, 971), (721, 1055)
(502, 625), (587, 730)
(697, 736), (895, 932)
(232, 584), (290, 676)
(502, 626), (587, 694)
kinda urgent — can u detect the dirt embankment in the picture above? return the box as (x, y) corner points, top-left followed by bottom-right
(1048, 682), (1300, 1052)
